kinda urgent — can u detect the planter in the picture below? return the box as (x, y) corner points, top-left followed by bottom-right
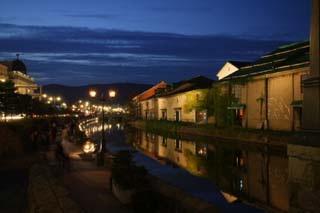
(112, 179), (135, 204)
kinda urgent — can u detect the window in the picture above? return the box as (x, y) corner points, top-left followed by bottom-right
(161, 109), (167, 120)
(161, 137), (167, 147)
(232, 85), (242, 100)
(301, 74), (308, 94)
(196, 110), (207, 123)
(175, 139), (182, 152)
(175, 109), (181, 121)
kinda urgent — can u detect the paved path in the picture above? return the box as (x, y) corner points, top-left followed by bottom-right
(51, 140), (131, 213)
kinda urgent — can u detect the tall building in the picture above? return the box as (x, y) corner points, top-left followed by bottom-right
(0, 55), (41, 98)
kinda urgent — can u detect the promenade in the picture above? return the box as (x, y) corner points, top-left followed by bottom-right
(45, 139), (130, 213)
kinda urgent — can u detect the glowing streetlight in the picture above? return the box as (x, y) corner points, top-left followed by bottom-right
(89, 89), (97, 98)
(109, 90), (116, 98)
(88, 88), (117, 166)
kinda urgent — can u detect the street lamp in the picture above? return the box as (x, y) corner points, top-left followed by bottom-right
(89, 88), (116, 166)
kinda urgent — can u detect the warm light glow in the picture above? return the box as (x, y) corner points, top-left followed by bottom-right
(82, 140), (95, 153)
(49, 97), (53, 101)
(85, 101), (89, 106)
(56, 96), (61, 101)
(42, 94), (47, 98)
(89, 89), (97, 98)
(0, 79), (6, 82)
(109, 90), (116, 98)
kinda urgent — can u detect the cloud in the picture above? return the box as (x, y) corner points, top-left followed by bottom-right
(0, 23), (293, 85)
(63, 13), (116, 20)
(151, 6), (214, 13)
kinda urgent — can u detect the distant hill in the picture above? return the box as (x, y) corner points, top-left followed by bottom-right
(42, 83), (152, 105)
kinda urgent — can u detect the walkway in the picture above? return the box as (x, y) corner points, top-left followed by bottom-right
(47, 140), (130, 213)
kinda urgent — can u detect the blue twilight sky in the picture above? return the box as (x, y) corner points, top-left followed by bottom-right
(0, 0), (311, 85)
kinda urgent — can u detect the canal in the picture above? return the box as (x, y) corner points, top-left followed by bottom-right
(83, 121), (288, 212)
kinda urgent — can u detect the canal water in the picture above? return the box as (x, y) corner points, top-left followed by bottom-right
(84, 121), (288, 212)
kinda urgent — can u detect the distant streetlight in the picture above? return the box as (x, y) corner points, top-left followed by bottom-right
(89, 88), (116, 166)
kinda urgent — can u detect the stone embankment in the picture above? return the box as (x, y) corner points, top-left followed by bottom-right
(130, 120), (314, 147)
(27, 163), (83, 213)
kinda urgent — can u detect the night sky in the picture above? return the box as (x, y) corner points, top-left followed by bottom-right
(0, 0), (311, 86)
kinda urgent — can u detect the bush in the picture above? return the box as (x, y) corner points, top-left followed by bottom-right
(0, 124), (24, 157)
(111, 151), (148, 190)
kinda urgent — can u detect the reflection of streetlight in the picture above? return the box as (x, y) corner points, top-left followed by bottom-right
(89, 88), (116, 166)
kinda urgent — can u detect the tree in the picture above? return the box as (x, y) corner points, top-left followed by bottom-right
(0, 80), (19, 119)
(206, 84), (236, 127)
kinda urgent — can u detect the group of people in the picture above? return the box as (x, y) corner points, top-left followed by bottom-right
(29, 118), (78, 172)
(28, 119), (57, 151)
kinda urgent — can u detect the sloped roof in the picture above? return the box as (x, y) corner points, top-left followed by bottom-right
(228, 60), (251, 68)
(223, 41), (309, 80)
(160, 76), (214, 97)
(132, 81), (167, 102)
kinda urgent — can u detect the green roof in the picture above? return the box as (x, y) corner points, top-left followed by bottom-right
(223, 41), (309, 80)
(227, 103), (246, 109)
(160, 76), (214, 97)
(291, 100), (303, 107)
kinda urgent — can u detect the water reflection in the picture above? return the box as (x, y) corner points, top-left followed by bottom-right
(130, 129), (289, 212)
(81, 120), (288, 212)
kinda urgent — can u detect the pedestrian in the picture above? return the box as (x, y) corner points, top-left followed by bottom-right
(55, 141), (70, 172)
(50, 121), (57, 144)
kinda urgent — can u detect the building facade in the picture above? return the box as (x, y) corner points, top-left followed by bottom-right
(219, 41), (309, 131)
(133, 76), (214, 123)
(132, 81), (167, 119)
(0, 57), (41, 98)
(157, 88), (209, 123)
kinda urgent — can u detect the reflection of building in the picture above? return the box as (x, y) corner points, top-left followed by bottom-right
(131, 129), (289, 211)
(0, 56), (41, 98)
(218, 41), (309, 131)
(157, 76), (214, 123)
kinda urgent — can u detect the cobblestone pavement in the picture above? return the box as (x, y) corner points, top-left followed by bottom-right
(54, 140), (131, 213)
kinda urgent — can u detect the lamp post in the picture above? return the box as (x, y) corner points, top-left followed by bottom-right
(89, 88), (116, 166)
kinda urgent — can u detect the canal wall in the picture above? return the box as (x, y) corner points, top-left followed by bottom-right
(288, 142), (320, 212)
(130, 120), (297, 146)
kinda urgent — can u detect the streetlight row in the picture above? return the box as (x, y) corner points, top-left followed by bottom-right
(42, 93), (67, 108)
